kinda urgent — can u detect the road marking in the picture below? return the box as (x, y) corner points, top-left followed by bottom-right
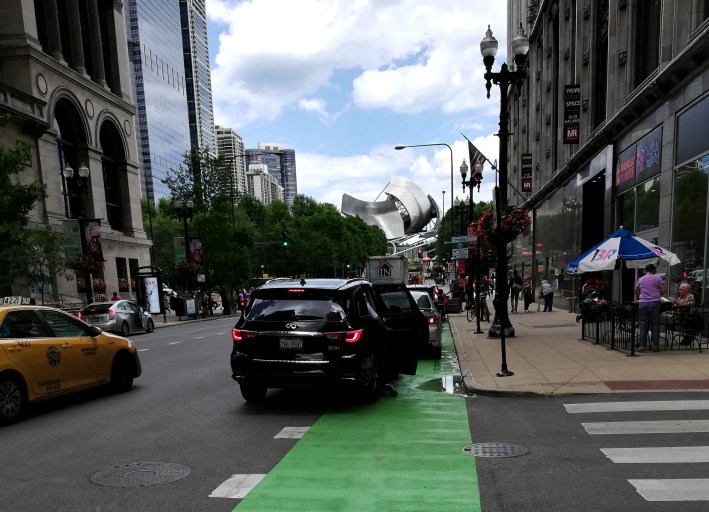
(209, 474), (266, 498)
(168, 341), (181, 345)
(195, 336), (205, 339)
(582, 419), (709, 435)
(629, 479), (709, 501)
(565, 400), (709, 413)
(274, 426), (310, 439)
(602, 446), (709, 463)
(138, 348), (150, 352)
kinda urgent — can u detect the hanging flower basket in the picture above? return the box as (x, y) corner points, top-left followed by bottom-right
(474, 206), (531, 244)
(176, 261), (199, 275)
(118, 277), (130, 292)
(68, 254), (105, 273)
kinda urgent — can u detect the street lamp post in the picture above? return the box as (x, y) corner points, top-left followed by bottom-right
(175, 199), (194, 293)
(62, 162), (94, 304)
(461, 159), (484, 334)
(480, 23), (530, 377)
(395, 143), (454, 214)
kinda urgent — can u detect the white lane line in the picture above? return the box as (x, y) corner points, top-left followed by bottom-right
(168, 341), (181, 345)
(274, 426), (310, 439)
(602, 446), (709, 463)
(138, 348), (150, 352)
(582, 419), (709, 435)
(216, 332), (225, 334)
(629, 479), (709, 501)
(565, 400), (709, 414)
(209, 474), (266, 498)
(195, 336), (205, 339)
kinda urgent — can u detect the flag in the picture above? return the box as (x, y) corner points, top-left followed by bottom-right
(468, 140), (486, 169)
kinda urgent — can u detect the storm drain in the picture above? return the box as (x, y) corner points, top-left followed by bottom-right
(89, 462), (190, 488)
(461, 442), (529, 458)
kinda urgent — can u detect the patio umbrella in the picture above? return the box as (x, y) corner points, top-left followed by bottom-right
(566, 228), (681, 274)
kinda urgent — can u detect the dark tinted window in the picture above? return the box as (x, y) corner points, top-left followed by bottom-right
(247, 297), (346, 321)
(40, 310), (91, 337)
(379, 291), (413, 312)
(81, 304), (112, 314)
(0, 310), (52, 338)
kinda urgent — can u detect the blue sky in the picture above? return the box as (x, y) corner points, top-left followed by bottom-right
(205, 0), (508, 217)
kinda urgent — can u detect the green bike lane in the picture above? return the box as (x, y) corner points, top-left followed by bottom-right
(233, 325), (482, 512)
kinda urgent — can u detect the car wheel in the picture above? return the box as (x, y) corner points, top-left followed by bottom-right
(120, 321), (130, 337)
(108, 353), (134, 393)
(0, 375), (26, 426)
(359, 349), (380, 404)
(240, 383), (267, 403)
(145, 319), (154, 333)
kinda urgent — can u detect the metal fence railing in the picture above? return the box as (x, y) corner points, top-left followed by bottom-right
(581, 301), (638, 354)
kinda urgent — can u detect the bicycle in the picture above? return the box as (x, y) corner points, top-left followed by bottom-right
(466, 291), (491, 322)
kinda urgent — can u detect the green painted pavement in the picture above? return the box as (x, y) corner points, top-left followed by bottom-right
(234, 325), (481, 512)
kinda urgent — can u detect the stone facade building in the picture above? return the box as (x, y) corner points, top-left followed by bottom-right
(0, 0), (151, 304)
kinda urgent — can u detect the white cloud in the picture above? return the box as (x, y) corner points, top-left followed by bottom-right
(208, 0), (507, 126)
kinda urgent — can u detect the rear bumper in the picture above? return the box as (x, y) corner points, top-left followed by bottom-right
(231, 352), (367, 388)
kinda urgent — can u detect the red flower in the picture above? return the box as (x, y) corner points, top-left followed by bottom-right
(474, 206), (531, 243)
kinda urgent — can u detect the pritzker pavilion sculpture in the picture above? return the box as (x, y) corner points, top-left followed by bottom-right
(341, 176), (441, 241)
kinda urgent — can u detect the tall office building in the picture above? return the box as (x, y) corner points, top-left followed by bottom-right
(126, 0), (191, 202)
(247, 164), (285, 204)
(180, 0), (215, 154)
(215, 125), (246, 198)
(245, 143), (298, 206)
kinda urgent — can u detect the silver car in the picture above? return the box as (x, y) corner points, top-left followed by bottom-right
(408, 289), (443, 358)
(79, 300), (154, 336)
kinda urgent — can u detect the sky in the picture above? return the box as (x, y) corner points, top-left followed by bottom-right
(205, 0), (509, 219)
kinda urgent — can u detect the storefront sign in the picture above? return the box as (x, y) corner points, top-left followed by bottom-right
(614, 125), (663, 194)
(614, 145), (637, 194)
(563, 84), (581, 144)
(521, 153), (533, 192)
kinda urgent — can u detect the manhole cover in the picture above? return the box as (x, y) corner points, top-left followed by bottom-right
(90, 462), (190, 488)
(461, 442), (529, 458)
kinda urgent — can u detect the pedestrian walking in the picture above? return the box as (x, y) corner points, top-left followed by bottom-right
(522, 275), (533, 312)
(635, 263), (666, 352)
(508, 270), (523, 312)
(540, 279), (554, 312)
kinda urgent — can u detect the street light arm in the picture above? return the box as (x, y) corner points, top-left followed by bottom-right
(395, 142), (454, 214)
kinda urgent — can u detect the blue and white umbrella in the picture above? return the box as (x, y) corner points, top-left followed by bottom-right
(566, 228), (681, 274)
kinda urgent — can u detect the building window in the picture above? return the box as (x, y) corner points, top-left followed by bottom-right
(671, 155), (709, 301)
(592, 0), (609, 129)
(618, 190), (635, 232)
(633, 0), (661, 87)
(636, 177), (660, 232)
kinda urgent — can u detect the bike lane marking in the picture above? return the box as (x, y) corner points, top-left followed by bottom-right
(230, 326), (482, 511)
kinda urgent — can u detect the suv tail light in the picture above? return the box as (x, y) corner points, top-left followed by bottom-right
(324, 329), (363, 343)
(428, 316), (438, 325)
(232, 329), (258, 342)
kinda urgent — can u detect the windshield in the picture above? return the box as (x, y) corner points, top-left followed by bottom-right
(246, 298), (346, 322)
(410, 291), (433, 309)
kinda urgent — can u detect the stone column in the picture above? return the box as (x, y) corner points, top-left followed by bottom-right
(43, 0), (65, 62)
(86, 0), (107, 86)
(65, 0), (86, 74)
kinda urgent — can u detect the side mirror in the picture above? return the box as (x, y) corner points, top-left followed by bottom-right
(89, 325), (102, 337)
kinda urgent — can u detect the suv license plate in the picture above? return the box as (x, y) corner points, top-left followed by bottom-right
(279, 338), (302, 350)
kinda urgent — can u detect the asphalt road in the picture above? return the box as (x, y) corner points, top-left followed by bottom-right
(1, 317), (323, 512)
(468, 392), (709, 511)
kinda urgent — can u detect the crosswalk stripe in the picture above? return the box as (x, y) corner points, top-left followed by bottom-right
(602, 446), (709, 463)
(582, 419), (709, 435)
(628, 479), (709, 501)
(274, 426), (310, 439)
(565, 400), (709, 413)
(209, 474), (266, 498)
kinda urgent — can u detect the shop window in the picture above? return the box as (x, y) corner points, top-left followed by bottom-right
(636, 177), (660, 232)
(618, 191), (635, 232)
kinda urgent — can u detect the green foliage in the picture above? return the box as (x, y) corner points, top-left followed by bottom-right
(0, 114), (49, 295)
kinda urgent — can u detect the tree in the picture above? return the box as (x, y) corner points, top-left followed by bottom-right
(10, 228), (70, 304)
(0, 114), (47, 295)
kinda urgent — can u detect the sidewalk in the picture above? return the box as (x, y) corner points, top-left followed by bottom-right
(449, 305), (709, 396)
(153, 307), (239, 328)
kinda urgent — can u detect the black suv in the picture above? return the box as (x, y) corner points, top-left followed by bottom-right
(230, 277), (428, 403)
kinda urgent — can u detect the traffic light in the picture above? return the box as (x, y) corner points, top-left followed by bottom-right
(260, 262), (265, 269)
(282, 232), (289, 248)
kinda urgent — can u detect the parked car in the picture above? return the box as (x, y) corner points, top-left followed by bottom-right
(407, 287), (443, 358)
(78, 300), (154, 336)
(230, 277), (428, 403)
(0, 305), (142, 425)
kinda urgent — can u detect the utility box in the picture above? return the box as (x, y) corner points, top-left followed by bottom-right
(365, 256), (408, 285)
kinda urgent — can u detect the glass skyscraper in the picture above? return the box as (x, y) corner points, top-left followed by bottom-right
(246, 143), (298, 206)
(180, 0), (216, 154)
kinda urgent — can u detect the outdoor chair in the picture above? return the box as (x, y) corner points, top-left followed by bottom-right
(669, 304), (704, 352)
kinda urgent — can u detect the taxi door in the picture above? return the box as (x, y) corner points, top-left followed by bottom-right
(370, 284), (428, 375)
(0, 309), (64, 398)
(38, 310), (109, 389)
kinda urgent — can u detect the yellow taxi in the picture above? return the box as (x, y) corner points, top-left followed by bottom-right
(0, 305), (142, 425)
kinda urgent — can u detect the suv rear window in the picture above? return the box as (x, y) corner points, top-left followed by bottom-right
(247, 296), (347, 321)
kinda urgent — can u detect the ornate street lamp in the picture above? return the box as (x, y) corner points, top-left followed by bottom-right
(480, 23), (530, 377)
(175, 199), (194, 293)
(62, 162), (91, 218)
(461, 159), (484, 334)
